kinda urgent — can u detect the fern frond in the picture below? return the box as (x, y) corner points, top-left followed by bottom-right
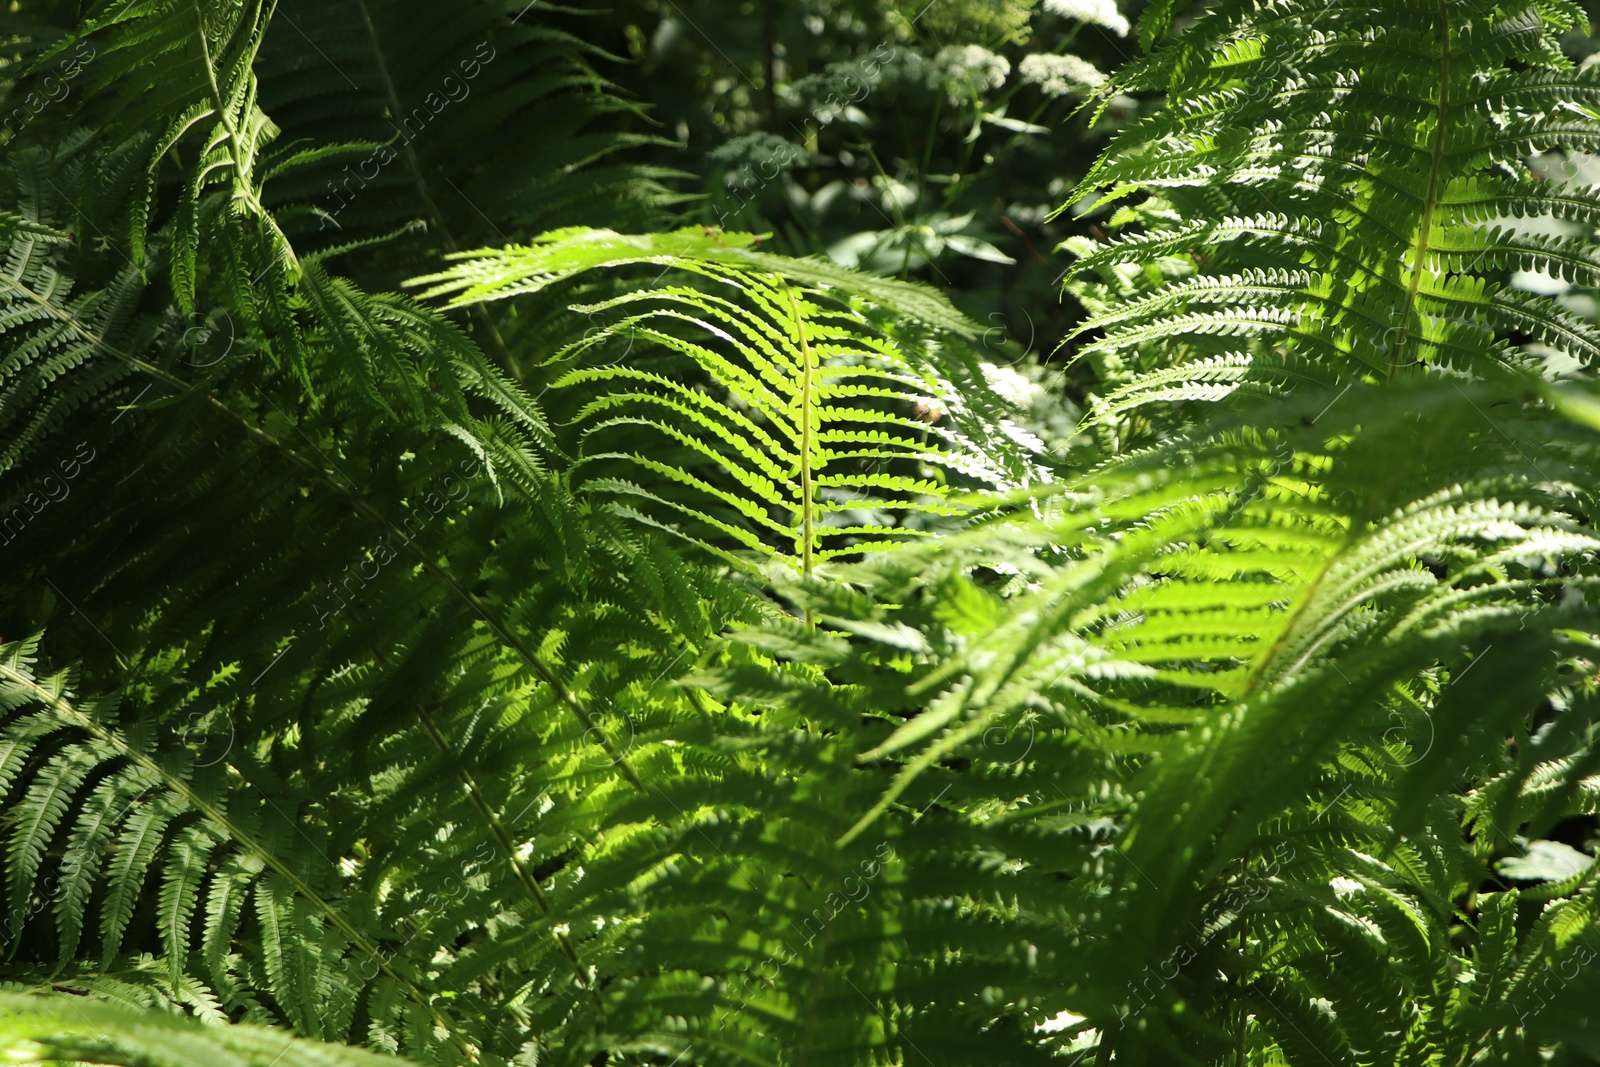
(1066, 0), (1600, 443)
(0, 990), (413, 1066)
(413, 227), (1042, 570)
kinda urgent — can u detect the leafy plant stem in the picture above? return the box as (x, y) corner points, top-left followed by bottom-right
(1394, 0), (1453, 382)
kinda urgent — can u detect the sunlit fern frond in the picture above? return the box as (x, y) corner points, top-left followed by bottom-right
(415, 227), (1045, 572)
(0, 990), (415, 1066)
(1064, 0), (1600, 443)
(693, 373), (1600, 1066)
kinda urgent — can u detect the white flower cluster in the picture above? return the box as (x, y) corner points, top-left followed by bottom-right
(980, 361), (1041, 408)
(875, 48), (931, 89)
(1041, 0), (1131, 37)
(932, 44), (1011, 104)
(1018, 53), (1106, 96)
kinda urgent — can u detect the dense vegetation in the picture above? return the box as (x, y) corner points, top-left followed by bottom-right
(1, 0), (1600, 1064)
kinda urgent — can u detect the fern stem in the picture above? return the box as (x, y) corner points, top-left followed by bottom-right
(190, 0), (297, 269)
(786, 282), (817, 588)
(1235, 533), (1350, 700)
(412, 706), (598, 988)
(1393, 1), (1453, 381)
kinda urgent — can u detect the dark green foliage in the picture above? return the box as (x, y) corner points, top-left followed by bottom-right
(0, 1), (1598, 1066)
(252, 0), (686, 283)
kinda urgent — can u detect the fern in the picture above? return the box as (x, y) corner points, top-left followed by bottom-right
(0, 989), (412, 1065)
(1064, 0), (1600, 444)
(0, 1), (1598, 1066)
(684, 374), (1600, 1066)
(416, 227), (1042, 570)
(249, 0), (686, 304)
